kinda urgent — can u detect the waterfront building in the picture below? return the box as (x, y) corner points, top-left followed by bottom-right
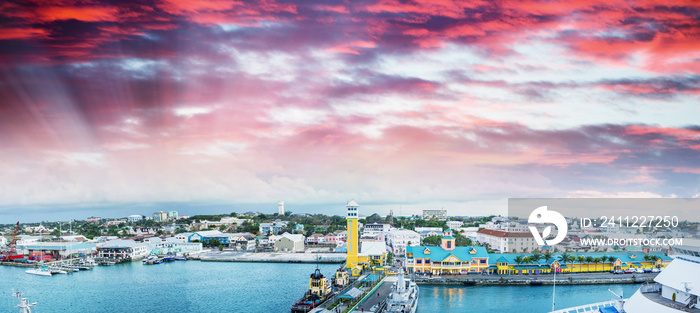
(476, 228), (540, 253)
(167, 211), (178, 219)
(254, 235), (269, 246)
(98, 239), (150, 261)
(153, 211), (168, 222)
(274, 232), (305, 252)
(16, 242), (97, 260)
(324, 233), (337, 244)
(386, 228), (421, 255)
(406, 229), (490, 275)
(306, 233), (326, 245)
(278, 200), (284, 215)
(422, 209), (447, 221)
(230, 233), (256, 251)
(259, 221), (288, 235)
(127, 215), (143, 223)
(149, 237), (202, 255)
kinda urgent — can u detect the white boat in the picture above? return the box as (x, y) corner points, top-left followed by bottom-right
(25, 268), (52, 276)
(48, 267), (68, 274)
(382, 269), (419, 313)
(551, 244), (700, 313)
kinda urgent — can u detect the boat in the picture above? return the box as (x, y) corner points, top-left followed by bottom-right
(333, 267), (349, 288)
(551, 244), (700, 313)
(381, 269), (419, 313)
(25, 268), (52, 277)
(13, 291), (37, 313)
(48, 267), (68, 274)
(291, 268), (335, 313)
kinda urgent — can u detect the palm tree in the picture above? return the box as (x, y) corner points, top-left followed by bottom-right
(607, 256), (617, 270)
(530, 253), (543, 265)
(593, 257), (602, 272)
(558, 252), (573, 273)
(513, 255), (524, 275)
(544, 250), (554, 264)
(584, 256), (594, 272)
(577, 256), (586, 272)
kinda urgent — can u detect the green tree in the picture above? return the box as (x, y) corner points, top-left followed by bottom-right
(422, 236), (441, 246)
(50, 229), (61, 237)
(585, 256), (595, 272)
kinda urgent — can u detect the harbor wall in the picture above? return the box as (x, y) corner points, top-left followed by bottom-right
(414, 276), (655, 286)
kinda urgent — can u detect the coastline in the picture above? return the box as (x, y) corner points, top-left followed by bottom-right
(413, 273), (656, 286)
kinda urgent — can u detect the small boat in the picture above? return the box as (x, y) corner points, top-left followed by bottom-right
(25, 268), (52, 276)
(48, 267), (68, 274)
(174, 257), (187, 261)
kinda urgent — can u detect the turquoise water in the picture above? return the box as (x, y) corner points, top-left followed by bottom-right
(418, 284), (641, 313)
(1, 261), (642, 313)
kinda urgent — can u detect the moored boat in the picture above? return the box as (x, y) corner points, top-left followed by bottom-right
(291, 268), (335, 313)
(25, 268), (52, 276)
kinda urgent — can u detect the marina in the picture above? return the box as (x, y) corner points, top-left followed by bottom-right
(2, 260), (647, 313)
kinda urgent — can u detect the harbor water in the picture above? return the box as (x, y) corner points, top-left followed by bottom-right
(2, 261), (641, 312)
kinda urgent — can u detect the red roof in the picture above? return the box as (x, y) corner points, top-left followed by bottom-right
(477, 229), (533, 238)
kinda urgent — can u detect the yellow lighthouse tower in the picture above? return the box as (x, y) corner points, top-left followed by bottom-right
(346, 200), (361, 276)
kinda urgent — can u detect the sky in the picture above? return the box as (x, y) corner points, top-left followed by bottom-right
(0, 0), (699, 223)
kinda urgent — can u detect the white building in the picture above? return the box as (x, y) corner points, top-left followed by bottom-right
(475, 229), (539, 253)
(127, 215), (143, 223)
(385, 229), (420, 255)
(422, 209), (447, 221)
(98, 239), (150, 261)
(151, 237), (202, 255)
(446, 221), (464, 230)
(275, 233), (305, 252)
(278, 200), (284, 215)
(259, 221), (288, 235)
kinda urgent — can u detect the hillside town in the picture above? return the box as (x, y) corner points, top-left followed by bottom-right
(2, 202), (699, 270)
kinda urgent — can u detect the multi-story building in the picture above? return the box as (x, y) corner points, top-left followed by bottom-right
(385, 228), (420, 255)
(167, 211), (179, 219)
(127, 215), (143, 223)
(446, 221), (464, 230)
(87, 216), (101, 223)
(153, 211), (168, 222)
(98, 239), (150, 261)
(306, 233), (326, 245)
(475, 229), (539, 253)
(406, 229), (490, 275)
(259, 221), (288, 235)
(278, 200), (284, 215)
(422, 209), (447, 221)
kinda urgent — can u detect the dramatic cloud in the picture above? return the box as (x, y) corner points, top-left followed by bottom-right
(0, 0), (699, 221)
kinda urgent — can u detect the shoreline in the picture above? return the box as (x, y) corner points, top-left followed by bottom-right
(414, 274), (656, 286)
(188, 251), (346, 264)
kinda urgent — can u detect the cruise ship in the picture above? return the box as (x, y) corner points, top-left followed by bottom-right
(382, 269), (419, 313)
(552, 245), (700, 313)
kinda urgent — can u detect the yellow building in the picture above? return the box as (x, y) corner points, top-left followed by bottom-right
(346, 200), (369, 276)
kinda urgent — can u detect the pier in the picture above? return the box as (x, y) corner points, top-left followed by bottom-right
(190, 251), (346, 263)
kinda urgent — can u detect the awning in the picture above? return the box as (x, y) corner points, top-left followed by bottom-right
(339, 287), (363, 299)
(362, 274), (379, 282)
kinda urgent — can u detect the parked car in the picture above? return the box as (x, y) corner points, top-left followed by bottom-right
(635, 268), (645, 274)
(652, 267), (660, 273)
(643, 268), (652, 273)
(613, 269), (624, 274)
(623, 269), (635, 274)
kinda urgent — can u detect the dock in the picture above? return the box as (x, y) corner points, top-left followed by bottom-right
(190, 251), (346, 263)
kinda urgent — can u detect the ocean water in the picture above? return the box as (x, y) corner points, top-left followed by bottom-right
(2, 261), (642, 313)
(418, 283), (641, 313)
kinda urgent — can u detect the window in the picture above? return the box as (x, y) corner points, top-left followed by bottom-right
(416, 259), (422, 264)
